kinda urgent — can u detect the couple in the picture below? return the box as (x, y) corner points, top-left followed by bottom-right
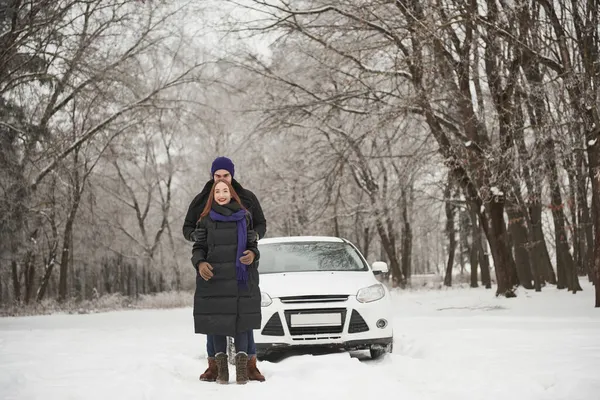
(183, 156), (267, 385)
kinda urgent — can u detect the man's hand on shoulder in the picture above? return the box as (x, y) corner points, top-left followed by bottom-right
(190, 227), (207, 242)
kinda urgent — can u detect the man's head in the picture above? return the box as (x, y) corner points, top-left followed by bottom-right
(210, 156), (234, 184)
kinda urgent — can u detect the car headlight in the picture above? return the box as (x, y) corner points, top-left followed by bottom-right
(356, 284), (385, 303)
(261, 292), (272, 307)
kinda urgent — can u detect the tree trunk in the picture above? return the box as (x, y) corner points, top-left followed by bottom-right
(587, 137), (600, 307)
(576, 150), (594, 282)
(505, 204), (534, 289)
(469, 205), (480, 288)
(525, 212), (543, 293)
(444, 178), (456, 287)
(563, 149), (585, 293)
(401, 189), (412, 282)
(58, 166), (83, 301)
(333, 214), (340, 237)
(374, 212), (402, 287)
(363, 227), (371, 260)
(401, 224), (412, 282)
(134, 263), (139, 298)
(141, 264), (146, 294)
(459, 209), (469, 276)
(545, 138), (582, 293)
(529, 204), (557, 284)
(23, 250), (36, 304)
(514, 113), (555, 285)
(486, 200), (517, 297)
(564, 151), (584, 277)
(479, 229), (492, 289)
(36, 240), (59, 302)
(11, 260), (21, 303)
(444, 236), (456, 287)
(58, 215), (76, 301)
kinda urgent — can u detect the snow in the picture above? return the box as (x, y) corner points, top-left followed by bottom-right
(465, 140), (472, 147)
(589, 138), (597, 147)
(1, 282), (599, 400)
(491, 186), (504, 196)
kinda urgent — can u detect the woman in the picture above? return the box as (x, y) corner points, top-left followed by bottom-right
(191, 179), (262, 385)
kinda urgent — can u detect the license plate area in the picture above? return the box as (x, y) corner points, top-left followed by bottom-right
(290, 313), (342, 327)
(284, 308), (347, 335)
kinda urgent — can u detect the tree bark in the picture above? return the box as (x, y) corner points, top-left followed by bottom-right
(401, 189), (412, 282)
(530, 203), (557, 284)
(505, 203), (534, 289)
(36, 228), (59, 302)
(458, 209), (469, 276)
(469, 205), (480, 288)
(587, 136), (600, 306)
(576, 148), (594, 282)
(23, 251), (36, 305)
(363, 227), (371, 261)
(479, 234), (492, 289)
(58, 210), (77, 301)
(444, 178), (456, 287)
(487, 200), (518, 297)
(545, 138), (582, 292)
(11, 260), (20, 303)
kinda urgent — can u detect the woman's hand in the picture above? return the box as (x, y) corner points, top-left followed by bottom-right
(198, 262), (214, 281)
(239, 250), (256, 265)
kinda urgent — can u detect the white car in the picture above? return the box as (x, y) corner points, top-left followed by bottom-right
(254, 236), (394, 360)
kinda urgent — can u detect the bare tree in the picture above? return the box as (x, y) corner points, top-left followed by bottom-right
(1, 0), (212, 305)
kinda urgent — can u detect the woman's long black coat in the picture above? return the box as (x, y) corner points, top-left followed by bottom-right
(191, 205), (261, 337)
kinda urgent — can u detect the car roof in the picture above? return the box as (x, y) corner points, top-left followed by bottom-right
(258, 236), (346, 245)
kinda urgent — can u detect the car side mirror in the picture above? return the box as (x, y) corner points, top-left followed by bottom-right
(372, 261), (388, 275)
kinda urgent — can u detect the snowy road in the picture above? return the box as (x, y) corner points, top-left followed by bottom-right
(1, 283), (599, 400)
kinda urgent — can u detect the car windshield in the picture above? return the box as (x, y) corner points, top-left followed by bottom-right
(257, 241), (368, 274)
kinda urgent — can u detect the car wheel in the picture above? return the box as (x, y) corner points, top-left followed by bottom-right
(370, 342), (393, 360)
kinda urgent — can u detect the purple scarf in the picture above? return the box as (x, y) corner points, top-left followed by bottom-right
(209, 208), (249, 288)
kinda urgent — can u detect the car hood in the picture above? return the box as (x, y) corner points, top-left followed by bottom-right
(258, 271), (378, 298)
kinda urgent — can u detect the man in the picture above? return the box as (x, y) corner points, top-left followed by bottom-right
(183, 156), (267, 382)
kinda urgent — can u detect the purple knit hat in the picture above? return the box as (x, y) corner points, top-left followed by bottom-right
(210, 156), (235, 179)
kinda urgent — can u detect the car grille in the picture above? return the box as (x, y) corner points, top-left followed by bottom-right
(284, 308), (347, 336)
(261, 312), (285, 336)
(348, 309), (370, 333)
(279, 295), (349, 304)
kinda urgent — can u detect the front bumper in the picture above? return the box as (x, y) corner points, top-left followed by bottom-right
(256, 337), (393, 357)
(255, 294), (394, 355)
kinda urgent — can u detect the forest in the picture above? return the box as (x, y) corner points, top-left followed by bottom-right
(1, 0), (599, 310)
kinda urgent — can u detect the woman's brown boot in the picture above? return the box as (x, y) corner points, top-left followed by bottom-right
(215, 353), (229, 384)
(199, 358), (218, 382)
(235, 352), (249, 385)
(247, 356), (265, 382)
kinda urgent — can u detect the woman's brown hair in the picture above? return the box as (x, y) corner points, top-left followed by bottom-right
(199, 180), (247, 220)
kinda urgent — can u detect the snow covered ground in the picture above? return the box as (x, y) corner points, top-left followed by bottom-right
(1, 282), (599, 400)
